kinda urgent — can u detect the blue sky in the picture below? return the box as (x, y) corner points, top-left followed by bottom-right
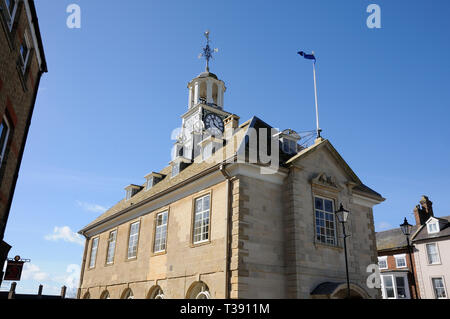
(2, 0), (450, 296)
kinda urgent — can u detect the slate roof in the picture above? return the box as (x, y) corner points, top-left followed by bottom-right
(79, 119), (252, 233)
(412, 215), (450, 242)
(376, 225), (419, 251)
(376, 215), (450, 250)
(80, 116), (384, 234)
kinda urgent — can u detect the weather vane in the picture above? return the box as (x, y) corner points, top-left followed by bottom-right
(198, 30), (218, 72)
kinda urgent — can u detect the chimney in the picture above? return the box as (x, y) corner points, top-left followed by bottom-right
(420, 195), (433, 216)
(224, 114), (240, 140)
(413, 195), (434, 225)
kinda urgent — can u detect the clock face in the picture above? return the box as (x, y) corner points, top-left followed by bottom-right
(204, 113), (224, 136)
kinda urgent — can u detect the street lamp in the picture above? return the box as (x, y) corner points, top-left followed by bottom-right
(335, 203), (351, 299)
(400, 217), (419, 299)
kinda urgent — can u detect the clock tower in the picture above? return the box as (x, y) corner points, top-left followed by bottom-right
(172, 31), (232, 166)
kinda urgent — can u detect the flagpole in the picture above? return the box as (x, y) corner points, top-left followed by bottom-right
(312, 58), (321, 138)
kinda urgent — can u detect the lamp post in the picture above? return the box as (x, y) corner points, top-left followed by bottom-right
(335, 203), (350, 299)
(400, 217), (419, 299)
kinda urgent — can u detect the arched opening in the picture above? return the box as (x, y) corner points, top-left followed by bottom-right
(121, 288), (134, 299)
(212, 82), (218, 106)
(186, 281), (211, 299)
(147, 285), (165, 299)
(82, 292), (90, 299)
(100, 290), (110, 299)
(311, 282), (370, 299)
(332, 287), (365, 299)
(198, 81), (207, 104)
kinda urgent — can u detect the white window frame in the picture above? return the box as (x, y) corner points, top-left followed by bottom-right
(193, 194), (210, 244)
(378, 256), (388, 270)
(153, 211), (168, 253)
(426, 243), (441, 265)
(19, 31), (31, 74)
(127, 221), (140, 259)
(88, 237), (99, 269)
(146, 176), (153, 190)
(2, 0), (18, 31)
(427, 222), (439, 234)
(431, 277), (447, 299)
(314, 195), (337, 246)
(380, 274), (410, 299)
(105, 230), (117, 265)
(394, 254), (407, 269)
(125, 188), (132, 201)
(0, 115), (11, 168)
(171, 163), (180, 178)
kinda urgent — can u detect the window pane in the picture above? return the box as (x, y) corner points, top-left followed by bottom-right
(106, 230), (117, 264)
(432, 278), (446, 299)
(383, 276), (394, 298)
(396, 256), (406, 268)
(127, 222), (140, 258)
(324, 200), (333, 213)
(314, 197), (336, 245)
(89, 237), (99, 268)
(427, 244), (440, 264)
(154, 212), (168, 252)
(193, 195), (210, 243)
(396, 277), (406, 298)
(315, 198), (323, 210)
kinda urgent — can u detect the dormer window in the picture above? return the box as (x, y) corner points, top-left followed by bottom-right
(428, 222), (439, 234)
(146, 177), (153, 190)
(144, 172), (164, 190)
(126, 188), (132, 200)
(199, 135), (223, 161)
(282, 139), (297, 154)
(171, 163), (180, 177)
(169, 157), (191, 178)
(275, 129), (300, 155)
(124, 185), (142, 201)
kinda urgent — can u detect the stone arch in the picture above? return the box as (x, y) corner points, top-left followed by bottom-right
(147, 285), (165, 299)
(186, 281), (211, 299)
(100, 290), (110, 299)
(82, 291), (90, 299)
(331, 283), (370, 299)
(121, 288), (134, 299)
(311, 282), (371, 299)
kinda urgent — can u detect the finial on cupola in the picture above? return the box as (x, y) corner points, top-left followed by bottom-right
(198, 30), (219, 72)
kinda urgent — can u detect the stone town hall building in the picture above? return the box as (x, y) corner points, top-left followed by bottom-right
(77, 48), (384, 299)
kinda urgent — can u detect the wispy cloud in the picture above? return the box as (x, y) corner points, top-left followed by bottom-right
(22, 263), (50, 281)
(377, 221), (393, 231)
(44, 226), (84, 246)
(76, 200), (107, 213)
(52, 264), (80, 298)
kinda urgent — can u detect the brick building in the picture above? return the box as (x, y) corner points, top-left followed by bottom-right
(77, 36), (384, 299)
(410, 196), (450, 299)
(376, 224), (419, 299)
(376, 196), (450, 299)
(0, 0), (47, 285)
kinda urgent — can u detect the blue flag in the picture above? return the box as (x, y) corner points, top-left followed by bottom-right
(297, 51), (316, 61)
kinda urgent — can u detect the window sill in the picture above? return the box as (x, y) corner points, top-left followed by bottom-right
(152, 250), (167, 257)
(125, 256), (138, 262)
(314, 241), (343, 251)
(191, 240), (211, 248)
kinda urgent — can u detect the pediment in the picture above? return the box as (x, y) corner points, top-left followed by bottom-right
(311, 172), (341, 192)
